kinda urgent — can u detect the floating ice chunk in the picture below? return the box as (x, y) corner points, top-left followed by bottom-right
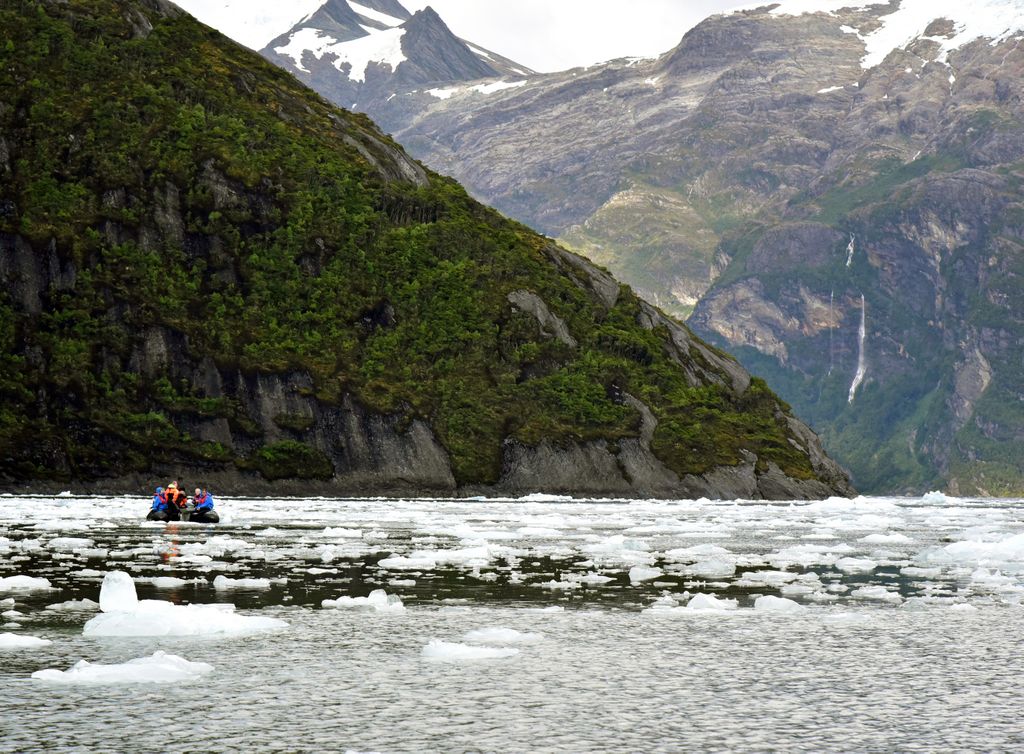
(574, 572), (615, 585)
(686, 593), (738, 612)
(321, 589), (404, 612)
(321, 527), (363, 538)
(684, 558), (737, 578)
(137, 577), (192, 589)
(851, 585), (902, 603)
(901, 566), (942, 578)
(0, 632), (52, 649)
(538, 578), (578, 590)
(32, 651), (213, 684)
(950, 603), (978, 612)
(0, 575), (54, 592)
(629, 566), (663, 583)
(463, 628), (543, 645)
(99, 572), (138, 612)
(921, 490), (952, 504)
(517, 493), (573, 502)
(213, 576), (272, 590)
(926, 532), (1024, 568)
(0, 598), (13, 607)
(523, 606), (565, 613)
(85, 571), (286, 637)
(835, 557), (878, 574)
(421, 640), (519, 661)
(255, 528), (284, 538)
(663, 544), (731, 562)
(46, 599), (100, 612)
(47, 537), (94, 551)
(754, 596), (805, 613)
(860, 532), (912, 544)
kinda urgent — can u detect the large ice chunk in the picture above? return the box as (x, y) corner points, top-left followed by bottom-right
(421, 640), (519, 661)
(46, 599), (100, 613)
(754, 596), (805, 613)
(321, 589), (405, 612)
(98, 571), (138, 612)
(84, 571), (287, 637)
(213, 576), (272, 590)
(32, 651), (213, 684)
(0, 575), (55, 592)
(0, 632), (52, 649)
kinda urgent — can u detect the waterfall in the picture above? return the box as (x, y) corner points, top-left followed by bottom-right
(827, 289), (834, 376)
(848, 294), (867, 403)
(845, 234), (856, 267)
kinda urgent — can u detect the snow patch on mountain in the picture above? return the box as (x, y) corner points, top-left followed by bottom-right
(274, 26), (407, 80)
(745, 0), (1024, 69)
(350, 2), (403, 28)
(855, 0), (1024, 68)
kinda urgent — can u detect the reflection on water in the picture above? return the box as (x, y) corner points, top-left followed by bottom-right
(2, 493), (1024, 752)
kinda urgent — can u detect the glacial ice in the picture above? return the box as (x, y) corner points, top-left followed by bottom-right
(84, 572), (287, 637)
(421, 640), (519, 662)
(32, 651), (213, 684)
(628, 566), (663, 583)
(754, 596), (805, 613)
(46, 599), (100, 612)
(0, 632), (52, 649)
(213, 576), (272, 590)
(0, 576), (54, 592)
(321, 589), (405, 612)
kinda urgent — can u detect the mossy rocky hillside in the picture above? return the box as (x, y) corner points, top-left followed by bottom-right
(0, 0), (851, 498)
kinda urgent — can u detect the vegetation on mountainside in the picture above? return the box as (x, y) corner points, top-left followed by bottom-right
(0, 0), (818, 485)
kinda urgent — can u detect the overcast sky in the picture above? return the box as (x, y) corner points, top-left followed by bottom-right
(400, 1), (750, 71)
(176, 1), (752, 72)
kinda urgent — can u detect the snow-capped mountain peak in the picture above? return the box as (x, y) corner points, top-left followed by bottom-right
(742, 0), (1024, 69)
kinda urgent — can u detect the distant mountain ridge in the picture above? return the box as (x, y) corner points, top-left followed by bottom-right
(259, 0), (532, 117)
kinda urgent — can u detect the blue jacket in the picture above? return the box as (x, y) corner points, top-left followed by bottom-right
(194, 491), (214, 511)
(151, 488), (166, 511)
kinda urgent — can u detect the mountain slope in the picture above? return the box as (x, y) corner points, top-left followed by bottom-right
(0, 0), (851, 498)
(377, 1), (1024, 495)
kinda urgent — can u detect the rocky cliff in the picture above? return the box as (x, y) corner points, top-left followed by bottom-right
(344, 1), (1024, 495)
(0, 0), (851, 499)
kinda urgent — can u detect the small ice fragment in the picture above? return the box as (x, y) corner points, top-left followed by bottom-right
(851, 585), (902, 603)
(32, 651), (213, 684)
(859, 533), (912, 544)
(46, 599), (100, 612)
(139, 577), (191, 589)
(213, 576), (272, 590)
(950, 603), (978, 612)
(0, 632), (52, 649)
(835, 557), (878, 574)
(754, 595), (805, 613)
(686, 593), (738, 611)
(421, 640), (519, 661)
(321, 589), (405, 612)
(0, 576), (54, 592)
(629, 566), (663, 583)
(462, 627), (543, 645)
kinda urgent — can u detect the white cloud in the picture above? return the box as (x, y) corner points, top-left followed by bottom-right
(386, 0), (751, 72)
(173, 0), (752, 71)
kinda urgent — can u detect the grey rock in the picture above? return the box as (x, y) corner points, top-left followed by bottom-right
(507, 290), (577, 348)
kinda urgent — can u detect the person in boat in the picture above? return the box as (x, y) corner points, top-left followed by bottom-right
(164, 481), (187, 510)
(190, 487), (220, 524)
(146, 485), (180, 522)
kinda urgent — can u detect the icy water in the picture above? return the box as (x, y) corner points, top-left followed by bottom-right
(3, 493), (1024, 753)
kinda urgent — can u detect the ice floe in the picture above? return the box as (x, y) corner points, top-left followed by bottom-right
(84, 572), (287, 637)
(32, 652), (213, 684)
(0, 576), (54, 592)
(0, 633), (52, 649)
(321, 589), (405, 612)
